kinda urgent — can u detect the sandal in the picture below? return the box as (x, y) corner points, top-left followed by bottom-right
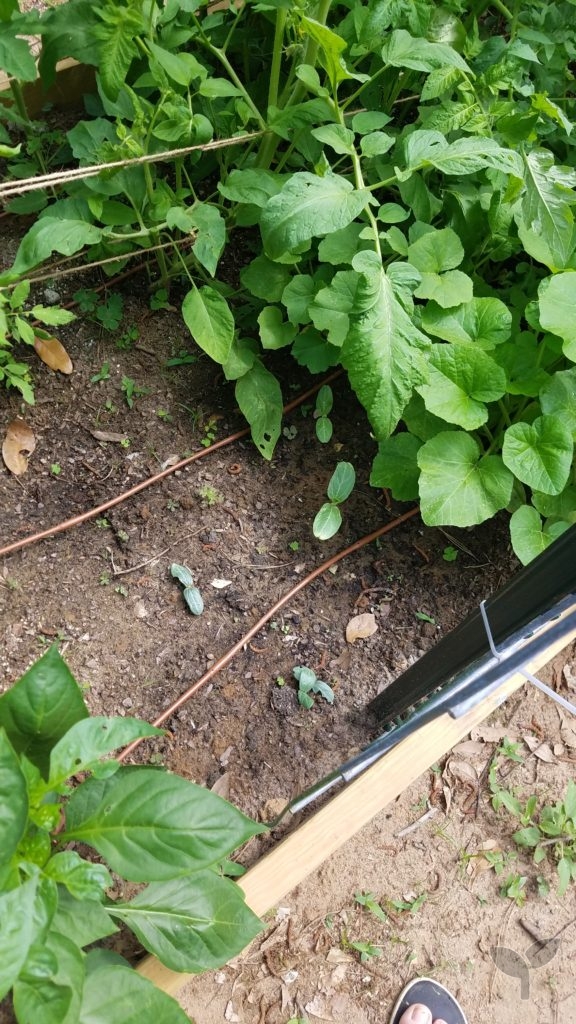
(389, 977), (469, 1024)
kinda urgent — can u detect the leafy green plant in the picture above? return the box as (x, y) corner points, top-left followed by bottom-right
(90, 362), (110, 384)
(388, 892), (428, 914)
(313, 461), (356, 540)
(314, 384), (334, 443)
(489, 743), (576, 896)
(442, 545), (458, 562)
(121, 375), (149, 408)
(348, 940), (382, 963)
(354, 889), (387, 923)
(73, 290), (124, 333)
(499, 873), (528, 907)
(0, 280), (75, 401)
(0, 647), (264, 1023)
(1, 0), (576, 560)
(170, 562), (204, 616)
(197, 484), (223, 506)
(292, 665), (335, 709)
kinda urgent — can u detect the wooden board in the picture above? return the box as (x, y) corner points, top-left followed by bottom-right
(0, 58), (95, 117)
(137, 614), (576, 999)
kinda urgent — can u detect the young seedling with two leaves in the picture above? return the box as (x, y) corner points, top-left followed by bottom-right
(313, 462), (356, 540)
(293, 666), (335, 710)
(171, 562), (204, 615)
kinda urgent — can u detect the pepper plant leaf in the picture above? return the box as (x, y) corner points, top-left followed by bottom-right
(79, 961), (190, 1024)
(48, 718), (164, 789)
(0, 729), (28, 865)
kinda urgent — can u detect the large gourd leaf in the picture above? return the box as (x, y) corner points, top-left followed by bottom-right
(260, 172), (370, 260)
(417, 343), (507, 429)
(502, 416), (573, 495)
(516, 150), (576, 270)
(109, 871), (262, 972)
(417, 432), (513, 526)
(62, 768), (265, 882)
(538, 272), (576, 361)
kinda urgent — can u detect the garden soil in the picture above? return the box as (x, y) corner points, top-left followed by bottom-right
(1, 281), (575, 1024)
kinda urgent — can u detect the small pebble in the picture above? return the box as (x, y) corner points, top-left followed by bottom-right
(43, 287), (61, 305)
(122, 697), (133, 709)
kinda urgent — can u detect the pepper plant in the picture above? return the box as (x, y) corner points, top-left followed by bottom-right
(0, 646), (264, 1023)
(0, 0), (575, 561)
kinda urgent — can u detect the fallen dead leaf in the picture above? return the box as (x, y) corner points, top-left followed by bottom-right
(211, 578), (232, 589)
(91, 430), (130, 443)
(563, 664), (576, 691)
(34, 335), (73, 374)
(224, 1001), (240, 1023)
(346, 612), (377, 644)
(2, 418), (36, 475)
(210, 772), (230, 799)
(560, 715), (576, 750)
(466, 839), (502, 880)
(452, 740), (487, 758)
(447, 759), (478, 786)
(471, 724), (520, 743)
(523, 735), (556, 762)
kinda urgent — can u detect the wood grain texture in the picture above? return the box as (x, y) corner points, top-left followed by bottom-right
(137, 620), (576, 997)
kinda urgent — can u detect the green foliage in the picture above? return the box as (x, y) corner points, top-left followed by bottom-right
(1, 0), (576, 558)
(489, 742), (576, 897)
(170, 562), (204, 615)
(313, 461), (356, 540)
(292, 666), (334, 710)
(0, 648), (263, 1022)
(0, 280), (75, 401)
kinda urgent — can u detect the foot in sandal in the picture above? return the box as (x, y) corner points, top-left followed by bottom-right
(391, 978), (468, 1024)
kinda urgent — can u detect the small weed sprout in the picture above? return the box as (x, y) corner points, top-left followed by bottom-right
(314, 385), (333, 443)
(197, 484), (223, 506)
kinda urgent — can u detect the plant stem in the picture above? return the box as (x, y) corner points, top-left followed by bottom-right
(267, 7), (287, 112)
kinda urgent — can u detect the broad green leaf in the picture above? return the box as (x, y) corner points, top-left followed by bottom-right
(79, 962), (190, 1024)
(8, 216), (103, 279)
(109, 872), (262, 972)
(317, 223), (365, 265)
(291, 329), (340, 372)
(540, 367), (576, 439)
(218, 168), (287, 207)
(532, 487), (576, 522)
(258, 307), (296, 349)
(517, 151), (576, 271)
(14, 931), (84, 1024)
(51, 890), (118, 949)
(502, 416), (573, 495)
(148, 42), (205, 87)
(538, 273), (576, 360)
(370, 434), (422, 500)
(44, 852), (111, 902)
(352, 111), (391, 134)
(422, 297), (512, 349)
(190, 204), (226, 277)
(0, 729), (27, 864)
(403, 393), (451, 441)
(327, 462), (355, 503)
(235, 361), (283, 460)
(417, 343), (507, 429)
(241, 255), (291, 302)
(316, 417), (333, 442)
(222, 337), (258, 381)
(260, 172), (369, 261)
(531, 94), (572, 135)
(341, 263), (430, 439)
(313, 503), (342, 540)
(381, 29), (470, 73)
(182, 285), (234, 365)
(0, 647), (88, 777)
(424, 137), (523, 178)
(309, 270), (362, 346)
(0, 873), (38, 999)
(49, 718), (163, 789)
(198, 77), (242, 98)
(565, 780), (576, 821)
(513, 826), (541, 848)
(378, 203), (410, 225)
(300, 16), (365, 87)
(295, 63), (329, 97)
(557, 857), (573, 898)
(421, 66), (461, 101)
(311, 124), (355, 155)
(62, 767), (265, 882)
(417, 433), (514, 526)
(509, 506), (570, 565)
(407, 227), (464, 273)
(415, 269), (473, 308)
(316, 385), (333, 416)
(360, 132), (395, 158)
(0, 25), (36, 80)
(281, 274), (316, 322)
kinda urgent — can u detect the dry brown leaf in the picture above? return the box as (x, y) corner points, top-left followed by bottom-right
(471, 724), (520, 743)
(466, 839), (501, 879)
(210, 771), (230, 799)
(523, 735), (556, 762)
(345, 612), (377, 644)
(560, 715), (576, 750)
(2, 418), (36, 475)
(447, 759), (478, 786)
(452, 740), (486, 758)
(34, 336), (73, 374)
(91, 430), (130, 443)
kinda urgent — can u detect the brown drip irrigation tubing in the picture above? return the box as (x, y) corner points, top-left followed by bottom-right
(0, 370), (342, 558)
(118, 505), (420, 762)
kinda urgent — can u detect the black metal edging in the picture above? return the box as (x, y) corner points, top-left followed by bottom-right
(369, 523), (576, 722)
